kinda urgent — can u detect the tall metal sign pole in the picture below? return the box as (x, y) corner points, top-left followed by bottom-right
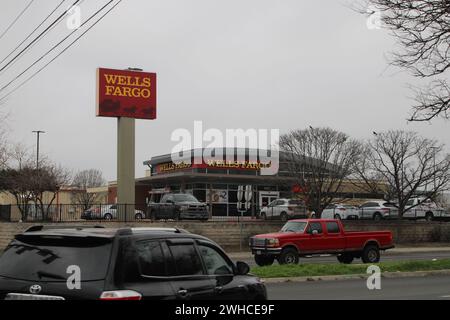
(117, 117), (135, 219)
(97, 67), (157, 221)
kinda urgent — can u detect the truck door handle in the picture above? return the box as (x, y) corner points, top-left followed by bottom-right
(177, 289), (188, 297)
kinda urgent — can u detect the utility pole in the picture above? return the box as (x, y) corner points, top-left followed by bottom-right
(32, 130), (45, 170)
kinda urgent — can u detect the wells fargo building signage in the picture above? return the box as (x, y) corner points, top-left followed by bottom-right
(96, 67), (157, 119)
(156, 160), (272, 174)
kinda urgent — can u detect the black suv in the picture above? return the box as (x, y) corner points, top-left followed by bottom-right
(0, 226), (266, 300)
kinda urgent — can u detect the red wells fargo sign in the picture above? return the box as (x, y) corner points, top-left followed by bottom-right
(96, 68), (157, 119)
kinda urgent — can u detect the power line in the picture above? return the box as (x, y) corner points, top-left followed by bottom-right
(0, 0), (82, 74)
(0, 0), (87, 76)
(0, 0), (36, 41)
(0, 0), (68, 66)
(0, 0), (114, 93)
(0, 0), (123, 103)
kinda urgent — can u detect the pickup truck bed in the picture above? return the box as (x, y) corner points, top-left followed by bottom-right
(249, 219), (394, 266)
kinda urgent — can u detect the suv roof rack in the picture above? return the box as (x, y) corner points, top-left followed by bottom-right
(129, 227), (189, 234)
(24, 225), (105, 233)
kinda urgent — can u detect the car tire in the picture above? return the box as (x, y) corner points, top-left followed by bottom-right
(104, 213), (113, 220)
(280, 212), (288, 222)
(278, 248), (299, 265)
(337, 253), (354, 264)
(373, 213), (382, 221)
(135, 213), (143, 220)
(425, 212), (434, 222)
(334, 214), (341, 220)
(362, 245), (380, 263)
(254, 255), (275, 267)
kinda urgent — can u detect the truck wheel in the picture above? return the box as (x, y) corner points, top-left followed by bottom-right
(337, 253), (354, 264)
(278, 248), (299, 265)
(373, 213), (382, 221)
(280, 212), (288, 222)
(362, 245), (380, 263)
(254, 255), (275, 267)
(425, 212), (434, 222)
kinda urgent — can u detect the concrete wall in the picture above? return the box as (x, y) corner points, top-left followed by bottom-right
(0, 221), (450, 252)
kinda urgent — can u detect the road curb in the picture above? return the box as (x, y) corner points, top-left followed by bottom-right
(261, 269), (450, 284)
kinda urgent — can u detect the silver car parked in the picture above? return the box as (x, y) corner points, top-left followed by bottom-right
(358, 201), (399, 220)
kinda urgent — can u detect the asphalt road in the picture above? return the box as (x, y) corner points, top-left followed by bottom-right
(232, 250), (450, 267)
(266, 275), (450, 300)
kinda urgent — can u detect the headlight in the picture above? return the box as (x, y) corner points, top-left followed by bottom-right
(265, 238), (279, 247)
(180, 205), (190, 211)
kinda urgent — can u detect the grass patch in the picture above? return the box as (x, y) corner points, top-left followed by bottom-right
(251, 259), (450, 278)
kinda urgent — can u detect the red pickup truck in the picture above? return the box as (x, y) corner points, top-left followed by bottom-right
(249, 219), (394, 266)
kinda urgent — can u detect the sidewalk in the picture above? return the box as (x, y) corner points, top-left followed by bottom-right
(228, 245), (450, 260)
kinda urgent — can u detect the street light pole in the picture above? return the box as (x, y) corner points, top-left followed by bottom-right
(32, 130), (45, 170)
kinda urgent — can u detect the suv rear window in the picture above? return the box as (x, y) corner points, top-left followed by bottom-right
(0, 237), (112, 282)
(136, 241), (166, 277)
(383, 203), (397, 208)
(169, 244), (203, 276)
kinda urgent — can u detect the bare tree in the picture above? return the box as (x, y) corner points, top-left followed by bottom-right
(0, 112), (9, 169)
(0, 167), (35, 221)
(71, 169), (106, 210)
(359, 0), (450, 121)
(280, 127), (364, 215)
(355, 130), (450, 215)
(30, 164), (72, 220)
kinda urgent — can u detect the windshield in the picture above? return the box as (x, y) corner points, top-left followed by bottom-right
(174, 194), (199, 202)
(0, 237), (112, 282)
(281, 221), (307, 233)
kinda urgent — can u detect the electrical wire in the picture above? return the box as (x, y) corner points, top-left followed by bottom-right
(0, 0), (123, 103)
(0, 0), (68, 66)
(0, 0), (114, 93)
(0, 0), (36, 41)
(0, 0), (82, 74)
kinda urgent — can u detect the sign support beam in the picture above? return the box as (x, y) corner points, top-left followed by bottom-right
(117, 117), (135, 221)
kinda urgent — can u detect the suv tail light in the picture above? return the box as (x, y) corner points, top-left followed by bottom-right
(381, 208), (390, 212)
(99, 290), (142, 300)
(338, 208), (346, 211)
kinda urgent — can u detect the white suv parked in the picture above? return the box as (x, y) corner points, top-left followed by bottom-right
(259, 199), (308, 221)
(321, 204), (360, 220)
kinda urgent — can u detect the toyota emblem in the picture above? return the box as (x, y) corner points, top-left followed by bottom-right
(29, 285), (42, 294)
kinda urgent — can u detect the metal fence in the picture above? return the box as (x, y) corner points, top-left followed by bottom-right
(322, 207), (450, 221)
(2, 203), (262, 223)
(1, 203), (449, 223)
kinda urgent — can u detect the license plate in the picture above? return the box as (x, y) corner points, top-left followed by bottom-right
(5, 293), (65, 300)
(256, 250), (262, 255)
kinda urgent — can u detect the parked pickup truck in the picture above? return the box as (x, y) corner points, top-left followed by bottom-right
(249, 219), (394, 266)
(147, 193), (209, 221)
(402, 197), (446, 221)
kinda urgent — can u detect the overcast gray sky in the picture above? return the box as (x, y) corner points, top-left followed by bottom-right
(1, 0), (449, 181)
